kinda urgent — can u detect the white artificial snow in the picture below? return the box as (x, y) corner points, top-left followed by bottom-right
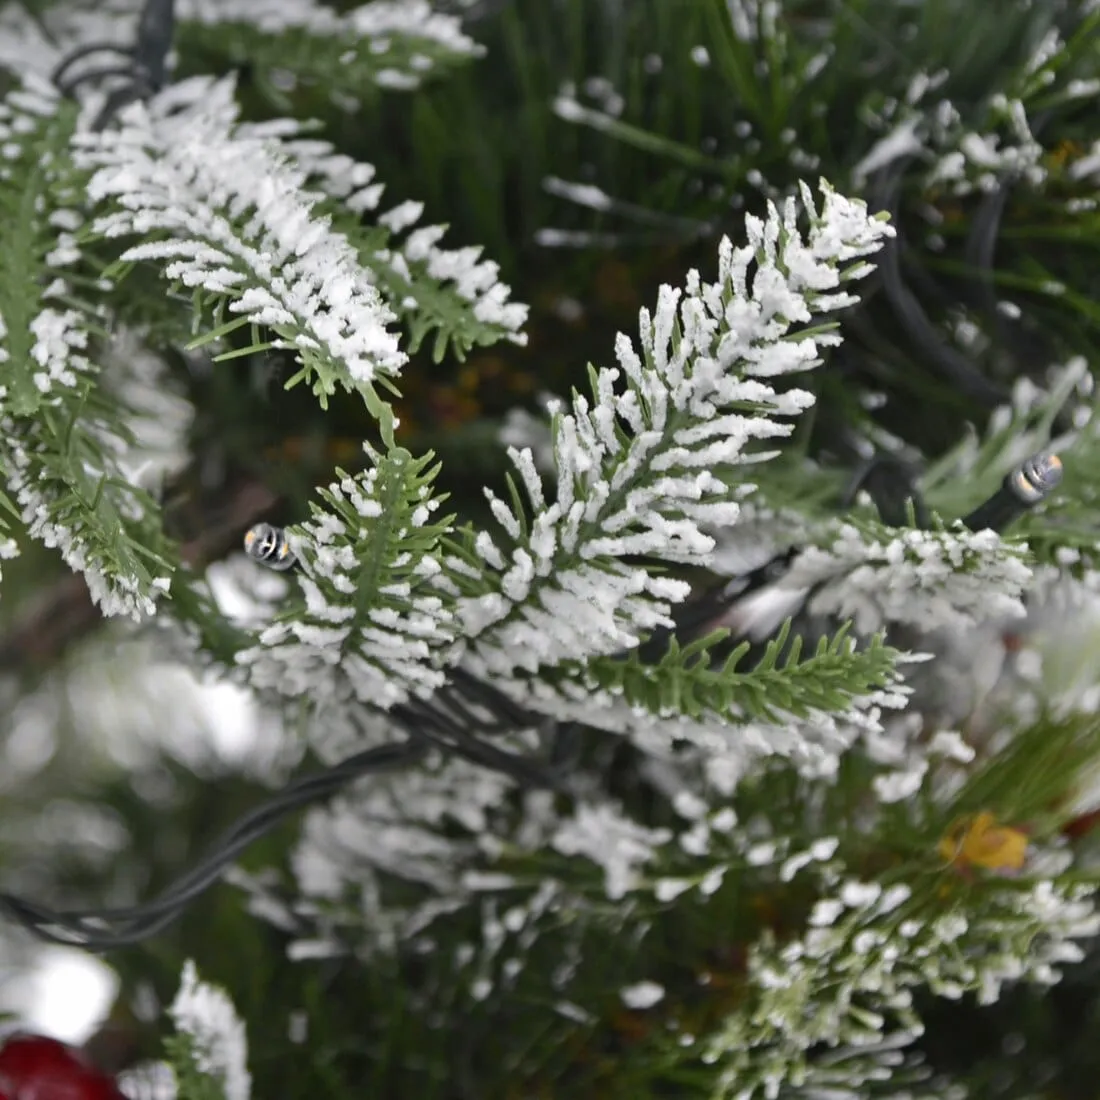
(237, 453), (458, 713)
(927, 730), (976, 763)
(455, 181), (893, 681)
(0, 0), (480, 87)
(725, 0), (780, 41)
(255, 135), (527, 345)
(789, 524), (1032, 635)
(98, 330), (195, 489)
(620, 981), (665, 1009)
(76, 77), (406, 396)
(0, 5), (134, 81)
(285, 750), (521, 949)
(117, 1062), (178, 1100)
(851, 117), (923, 184)
(873, 763), (927, 803)
(551, 803), (672, 900)
(703, 852), (1099, 1099)
(170, 960), (251, 1100)
(924, 95), (1045, 196)
(0, 91), (180, 617)
(654, 877), (694, 901)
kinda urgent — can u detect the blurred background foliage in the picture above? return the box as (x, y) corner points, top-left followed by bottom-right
(2, 0), (1100, 1097)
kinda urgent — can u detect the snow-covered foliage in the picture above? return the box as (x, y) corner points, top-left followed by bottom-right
(453, 182), (894, 680)
(76, 76), (407, 409)
(3, 1), (1100, 1097)
(168, 960), (252, 1100)
(0, 81), (177, 616)
(0, 0), (482, 92)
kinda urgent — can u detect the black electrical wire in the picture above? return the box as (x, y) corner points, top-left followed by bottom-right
(840, 453), (930, 528)
(50, 0), (175, 129)
(842, 449), (1062, 537)
(870, 160), (1008, 409)
(396, 696), (570, 793)
(448, 665), (544, 730)
(961, 452), (1063, 533)
(0, 639), (579, 952)
(0, 647), (587, 950)
(0, 737), (431, 950)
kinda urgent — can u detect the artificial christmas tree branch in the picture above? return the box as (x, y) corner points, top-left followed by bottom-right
(3, 3), (1100, 1098)
(0, 94), (907, 955)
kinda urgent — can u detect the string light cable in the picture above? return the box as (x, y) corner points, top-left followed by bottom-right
(50, 0), (176, 129)
(960, 451), (1064, 533)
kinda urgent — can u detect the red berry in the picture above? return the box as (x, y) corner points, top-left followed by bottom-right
(0, 1035), (125, 1100)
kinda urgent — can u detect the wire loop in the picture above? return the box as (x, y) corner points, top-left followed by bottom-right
(50, 0), (176, 129)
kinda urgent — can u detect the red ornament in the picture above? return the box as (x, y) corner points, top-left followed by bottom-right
(0, 1034), (126, 1100)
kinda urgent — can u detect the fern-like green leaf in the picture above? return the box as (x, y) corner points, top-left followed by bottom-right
(0, 85), (178, 616)
(237, 442), (462, 711)
(575, 620), (898, 723)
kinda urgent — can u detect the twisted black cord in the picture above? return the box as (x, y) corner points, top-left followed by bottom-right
(0, 737), (430, 950)
(394, 694), (569, 793)
(870, 161), (1008, 409)
(50, 0), (175, 129)
(0, 656), (575, 951)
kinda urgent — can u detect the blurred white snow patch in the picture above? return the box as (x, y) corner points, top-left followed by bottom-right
(852, 117), (923, 184)
(620, 981), (665, 1009)
(61, 643), (263, 773)
(190, 676), (260, 765)
(118, 1061), (178, 1100)
(2, 696), (57, 787)
(170, 960), (251, 1100)
(206, 554), (290, 628)
(14, 947), (117, 1044)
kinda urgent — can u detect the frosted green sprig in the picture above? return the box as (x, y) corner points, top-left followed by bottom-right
(166, 960), (252, 1100)
(177, 0), (484, 98)
(274, 132), (529, 360)
(787, 521), (1034, 634)
(75, 76), (406, 413)
(451, 181), (894, 683)
(0, 81), (178, 616)
(237, 442), (458, 712)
